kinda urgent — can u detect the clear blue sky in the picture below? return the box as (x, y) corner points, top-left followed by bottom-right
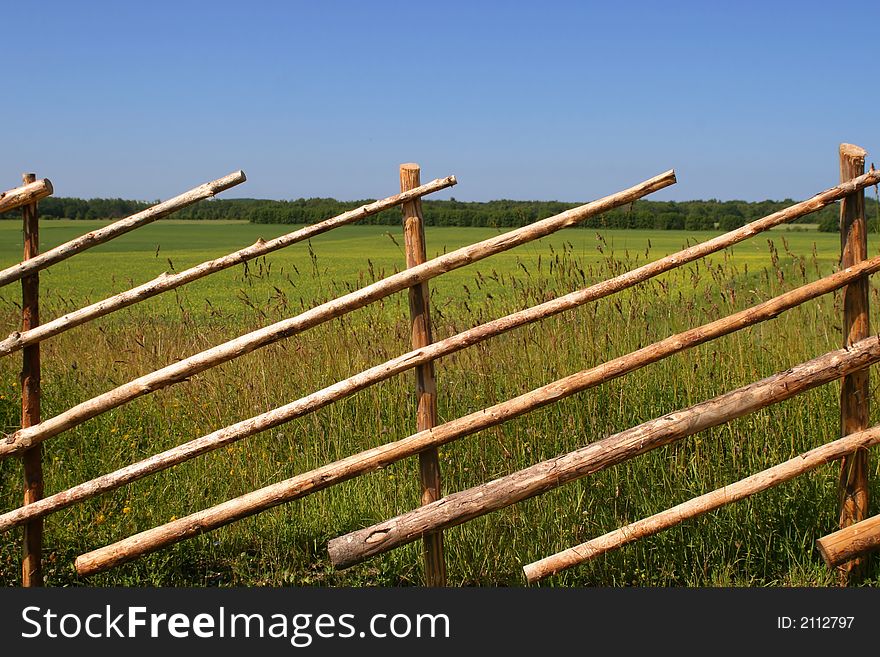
(2, 1), (877, 203)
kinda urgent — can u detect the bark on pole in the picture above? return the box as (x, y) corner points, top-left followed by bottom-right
(838, 143), (870, 584)
(0, 178), (52, 214)
(20, 173), (42, 587)
(0, 171), (246, 289)
(4, 250), (879, 534)
(326, 337), (880, 569)
(817, 512), (880, 568)
(525, 425), (880, 583)
(75, 314), (880, 575)
(400, 163), (446, 587)
(0, 176), (458, 359)
(0, 170), (675, 459)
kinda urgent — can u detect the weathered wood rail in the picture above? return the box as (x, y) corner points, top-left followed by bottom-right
(0, 172), (246, 289)
(525, 424), (880, 582)
(0, 165), (453, 584)
(3, 146), (878, 586)
(0, 175), (457, 358)
(326, 336), (880, 569)
(2, 223), (877, 540)
(0, 170), (673, 459)
(76, 280), (880, 575)
(818, 512), (880, 567)
(5, 180), (878, 537)
(0, 178), (53, 214)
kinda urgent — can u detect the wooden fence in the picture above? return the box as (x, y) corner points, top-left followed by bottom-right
(2, 146), (879, 587)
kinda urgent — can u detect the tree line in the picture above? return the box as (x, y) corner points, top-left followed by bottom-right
(3, 194), (879, 232)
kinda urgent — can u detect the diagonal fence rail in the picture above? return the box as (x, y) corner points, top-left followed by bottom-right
(0, 166), (454, 584)
(3, 146), (878, 586)
(0, 174), (457, 358)
(326, 335), (880, 568)
(325, 145), (878, 580)
(0, 178), (53, 214)
(524, 424), (880, 582)
(0, 172), (246, 289)
(4, 221), (878, 537)
(0, 170), (673, 458)
(75, 284), (880, 576)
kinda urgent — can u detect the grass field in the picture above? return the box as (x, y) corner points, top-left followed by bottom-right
(1, 218), (879, 587)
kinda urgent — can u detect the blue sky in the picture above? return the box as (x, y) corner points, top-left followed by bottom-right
(1, 1), (877, 203)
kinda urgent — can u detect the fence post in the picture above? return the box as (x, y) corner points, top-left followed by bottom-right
(838, 143), (870, 584)
(20, 172), (43, 587)
(400, 163), (446, 586)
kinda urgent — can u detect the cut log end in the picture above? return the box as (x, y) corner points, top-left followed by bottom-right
(840, 144), (868, 160)
(522, 564), (542, 584)
(73, 555), (94, 576)
(326, 539), (347, 567)
(0, 178), (54, 214)
(400, 163), (420, 172)
(815, 538), (834, 567)
(816, 513), (880, 569)
(213, 170), (247, 193)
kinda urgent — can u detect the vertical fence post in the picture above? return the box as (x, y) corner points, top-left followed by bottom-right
(838, 143), (869, 584)
(400, 163), (446, 587)
(20, 172), (43, 587)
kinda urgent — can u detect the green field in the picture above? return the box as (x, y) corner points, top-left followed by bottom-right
(1, 219), (878, 586)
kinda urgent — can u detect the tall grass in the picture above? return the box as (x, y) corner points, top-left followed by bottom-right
(0, 222), (877, 586)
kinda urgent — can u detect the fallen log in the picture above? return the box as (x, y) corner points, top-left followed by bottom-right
(0, 172), (245, 289)
(0, 178), (53, 214)
(817, 513), (880, 568)
(524, 425), (880, 583)
(0, 175), (457, 358)
(1, 170), (675, 458)
(326, 336), (880, 569)
(3, 253), (878, 533)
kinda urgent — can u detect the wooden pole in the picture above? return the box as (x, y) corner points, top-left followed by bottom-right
(74, 295), (880, 576)
(837, 143), (870, 583)
(327, 336), (880, 569)
(6, 246), (880, 535)
(0, 178), (53, 214)
(0, 171), (246, 289)
(817, 512), (880, 568)
(524, 425), (880, 583)
(20, 173), (42, 587)
(0, 175), (458, 359)
(400, 163), (446, 587)
(0, 170), (675, 459)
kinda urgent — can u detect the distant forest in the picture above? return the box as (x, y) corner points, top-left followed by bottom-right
(4, 194), (880, 232)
